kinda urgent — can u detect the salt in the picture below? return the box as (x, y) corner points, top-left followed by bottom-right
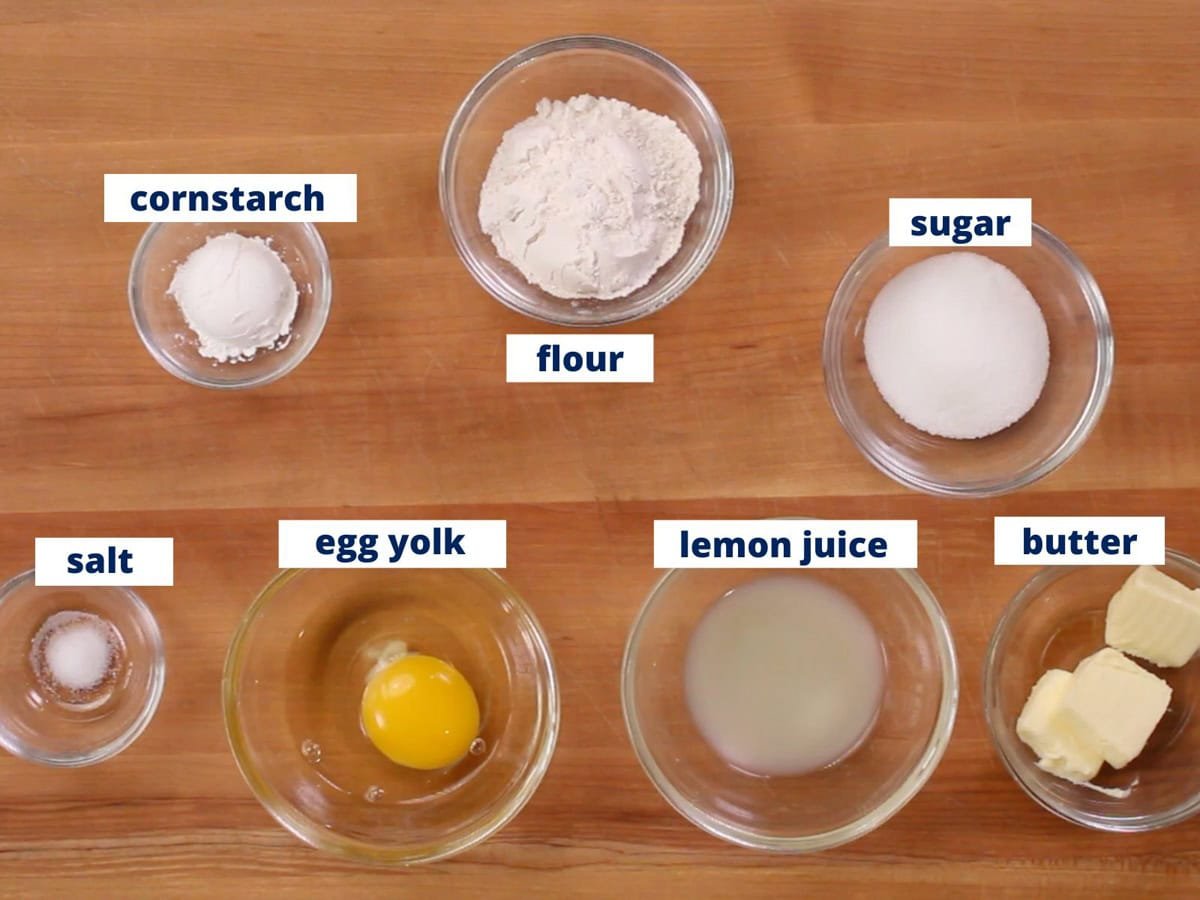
(32, 611), (115, 694)
(863, 251), (1050, 439)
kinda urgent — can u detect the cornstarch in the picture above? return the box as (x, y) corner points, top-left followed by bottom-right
(168, 232), (299, 362)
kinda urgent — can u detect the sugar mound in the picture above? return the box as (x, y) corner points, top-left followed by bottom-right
(863, 252), (1050, 440)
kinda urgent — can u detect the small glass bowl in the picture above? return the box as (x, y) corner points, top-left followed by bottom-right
(621, 565), (958, 852)
(984, 552), (1200, 832)
(0, 570), (165, 767)
(129, 222), (332, 389)
(439, 34), (734, 326)
(823, 225), (1113, 497)
(223, 568), (559, 865)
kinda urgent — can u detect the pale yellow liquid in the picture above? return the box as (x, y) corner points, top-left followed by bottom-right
(684, 575), (886, 776)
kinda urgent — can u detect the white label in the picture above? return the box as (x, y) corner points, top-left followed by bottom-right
(654, 520), (918, 569)
(506, 334), (654, 383)
(888, 197), (1032, 247)
(103, 173), (357, 222)
(994, 517), (1166, 565)
(278, 520), (507, 568)
(34, 538), (174, 586)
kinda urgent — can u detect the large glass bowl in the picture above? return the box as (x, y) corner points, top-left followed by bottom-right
(985, 552), (1200, 831)
(440, 34), (733, 326)
(223, 568), (559, 864)
(823, 224), (1113, 496)
(621, 565), (958, 851)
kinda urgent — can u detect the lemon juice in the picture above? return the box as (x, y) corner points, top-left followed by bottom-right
(684, 574), (886, 776)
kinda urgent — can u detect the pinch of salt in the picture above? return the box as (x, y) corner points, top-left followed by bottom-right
(45, 620), (113, 691)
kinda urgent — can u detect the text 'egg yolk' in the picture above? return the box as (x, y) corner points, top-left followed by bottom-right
(360, 653), (480, 770)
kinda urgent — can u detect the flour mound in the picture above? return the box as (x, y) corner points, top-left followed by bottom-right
(478, 94), (702, 301)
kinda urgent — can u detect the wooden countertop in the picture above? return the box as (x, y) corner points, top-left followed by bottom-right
(2, 1), (1199, 896)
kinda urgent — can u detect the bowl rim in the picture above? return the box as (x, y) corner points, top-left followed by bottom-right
(128, 222), (333, 391)
(620, 553), (960, 852)
(437, 33), (734, 327)
(221, 566), (561, 865)
(822, 222), (1115, 498)
(982, 549), (1200, 832)
(0, 568), (165, 768)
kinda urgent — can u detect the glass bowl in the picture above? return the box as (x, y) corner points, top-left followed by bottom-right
(621, 565), (958, 851)
(439, 34), (733, 326)
(129, 222), (332, 389)
(0, 570), (165, 767)
(223, 568), (559, 865)
(984, 551), (1200, 831)
(823, 224), (1113, 497)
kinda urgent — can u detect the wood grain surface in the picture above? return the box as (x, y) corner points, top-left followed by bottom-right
(2, 1), (1199, 897)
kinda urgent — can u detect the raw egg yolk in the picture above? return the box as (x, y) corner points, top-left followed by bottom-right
(360, 653), (480, 770)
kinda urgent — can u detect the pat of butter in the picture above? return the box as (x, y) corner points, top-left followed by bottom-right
(1106, 565), (1200, 668)
(1016, 669), (1103, 783)
(1061, 648), (1171, 770)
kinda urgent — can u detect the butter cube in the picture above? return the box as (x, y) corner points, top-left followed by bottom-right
(1105, 565), (1200, 667)
(1016, 668), (1103, 783)
(1061, 648), (1171, 770)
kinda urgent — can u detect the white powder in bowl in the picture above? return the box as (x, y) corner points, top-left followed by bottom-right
(863, 252), (1050, 440)
(478, 94), (701, 300)
(30, 611), (117, 696)
(168, 232), (299, 362)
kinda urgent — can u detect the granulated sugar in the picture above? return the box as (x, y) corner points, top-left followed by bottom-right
(863, 252), (1050, 439)
(478, 94), (701, 300)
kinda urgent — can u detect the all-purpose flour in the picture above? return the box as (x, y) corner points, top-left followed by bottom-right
(478, 94), (701, 300)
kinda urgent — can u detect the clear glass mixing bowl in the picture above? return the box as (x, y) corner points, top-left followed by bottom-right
(985, 552), (1200, 831)
(622, 565), (958, 851)
(129, 222), (332, 389)
(439, 34), (733, 326)
(223, 567), (559, 864)
(0, 570), (165, 767)
(823, 224), (1113, 496)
